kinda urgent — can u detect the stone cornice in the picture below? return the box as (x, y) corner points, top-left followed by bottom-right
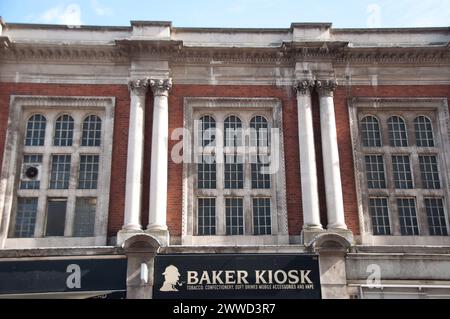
(0, 39), (449, 65)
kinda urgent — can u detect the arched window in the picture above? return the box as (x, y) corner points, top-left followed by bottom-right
(224, 115), (243, 147)
(224, 116), (244, 190)
(197, 116), (216, 190)
(250, 115), (269, 147)
(414, 116), (434, 147)
(250, 116), (271, 189)
(388, 116), (408, 147)
(25, 114), (46, 146)
(82, 115), (102, 147)
(54, 114), (74, 146)
(198, 115), (216, 147)
(361, 116), (381, 147)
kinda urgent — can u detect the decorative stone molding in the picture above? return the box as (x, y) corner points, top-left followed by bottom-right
(316, 79), (338, 97)
(128, 78), (150, 96)
(149, 78), (172, 96)
(294, 79), (315, 95)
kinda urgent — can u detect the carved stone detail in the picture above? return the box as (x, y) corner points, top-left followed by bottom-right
(316, 79), (338, 97)
(128, 78), (150, 96)
(294, 80), (315, 95)
(149, 78), (172, 96)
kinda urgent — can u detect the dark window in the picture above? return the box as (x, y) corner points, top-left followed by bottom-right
(425, 198), (448, 236)
(78, 155), (100, 189)
(49, 155), (71, 189)
(419, 155), (440, 189)
(392, 155), (413, 189)
(414, 116), (434, 147)
(45, 199), (67, 237)
(365, 155), (386, 189)
(73, 198), (96, 237)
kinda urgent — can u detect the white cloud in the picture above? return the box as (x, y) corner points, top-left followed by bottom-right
(91, 0), (113, 16)
(39, 3), (82, 25)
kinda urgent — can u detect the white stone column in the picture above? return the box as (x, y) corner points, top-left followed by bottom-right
(316, 80), (347, 230)
(294, 80), (322, 230)
(147, 79), (172, 239)
(122, 78), (149, 231)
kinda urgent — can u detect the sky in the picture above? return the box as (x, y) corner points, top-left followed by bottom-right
(0, 0), (449, 28)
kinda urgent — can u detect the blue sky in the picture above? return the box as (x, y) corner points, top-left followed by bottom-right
(0, 0), (449, 28)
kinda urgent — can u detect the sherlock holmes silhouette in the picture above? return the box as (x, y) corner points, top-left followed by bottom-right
(160, 265), (182, 292)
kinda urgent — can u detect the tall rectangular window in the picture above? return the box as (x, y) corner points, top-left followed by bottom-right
(425, 198), (448, 236)
(45, 199), (67, 237)
(14, 198), (38, 238)
(369, 197), (391, 235)
(419, 155), (440, 189)
(225, 155), (244, 189)
(49, 155), (71, 189)
(251, 155), (271, 189)
(73, 198), (96, 237)
(392, 155), (413, 189)
(253, 198), (271, 235)
(397, 198), (419, 236)
(226, 198), (244, 235)
(198, 198), (216, 236)
(78, 155), (99, 189)
(365, 155), (386, 189)
(197, 155), (216, 189)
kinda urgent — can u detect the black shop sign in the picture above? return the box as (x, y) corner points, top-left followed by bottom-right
(153, 254), (321, 299)
(0, 258), (127, 295)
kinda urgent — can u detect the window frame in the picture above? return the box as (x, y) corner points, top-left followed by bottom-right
(182, 97), (288, 246)
(0, 95), (115, 248)
(349, 97), (450, 245)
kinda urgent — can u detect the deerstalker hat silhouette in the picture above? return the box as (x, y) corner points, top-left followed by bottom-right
(163, 265), (180, 275)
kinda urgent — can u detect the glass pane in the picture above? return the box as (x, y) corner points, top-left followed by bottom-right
(25, 114), (46, 146)
(82, 115), (102, 147)
(369, 197), (391, 235)
(397, 198), (419, 236)
(45, 199), (67, 237)
(198, 198), (216, 235)
(226, 198), (244, 235)
(14, 198), (38, 238)
(425, 198), (448, 236)
(50, 155), (71, 189)
(419, 155), (440, 189)
(73, 198), (96, 237)
(251, 155), (271, 189)
(250, 116), (269, 147)
(78, 155), (100, 189)
(224, 116), (243, 147)
(54, 115), (74, 146)
(253, 198), (271, 235)
(197, 155), (216, 189)
(365, 155), (386, 189)
(388, 116), (408, 147)
(361, 116), (382, 147)
(225, 155), (244, 189)
(414, 116), (434, 147)
(392, 155), (413, 189)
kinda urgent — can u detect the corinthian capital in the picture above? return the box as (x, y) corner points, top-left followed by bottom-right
(294, 80), (315, 95)
(149, 78), (172, 97)
(128, 78), (150, 96)
(315, 79), (338, 97)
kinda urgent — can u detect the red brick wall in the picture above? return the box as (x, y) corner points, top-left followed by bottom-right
(1, 83), (449, 240)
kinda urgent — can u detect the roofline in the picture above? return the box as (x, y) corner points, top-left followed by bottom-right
(2, 21), (449, 34)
